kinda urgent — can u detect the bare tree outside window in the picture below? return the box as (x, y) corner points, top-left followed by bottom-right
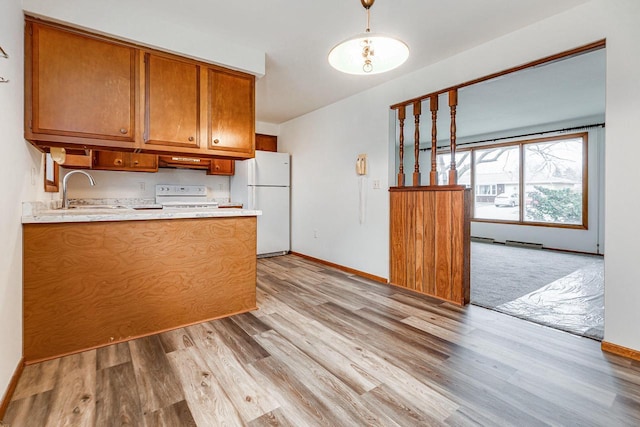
(524, 138), (584, 225)
(436, 133), (586, 227)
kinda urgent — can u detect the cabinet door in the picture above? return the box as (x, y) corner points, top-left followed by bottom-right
(145, 53), (200, 149)
(255, 134), (278, 152)
(29, 23), (136, 144)
(208, 159), (235, 176)
(92, 151), (157, 172)
(207, 69), (255, 157)
(93, 151), (126, 169)
(129, 153), (158, 172)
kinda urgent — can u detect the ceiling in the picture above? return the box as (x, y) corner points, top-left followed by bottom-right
(434, 48), (606, 141)
(133, 0), (590, 124)
(394, 48), (606, 146)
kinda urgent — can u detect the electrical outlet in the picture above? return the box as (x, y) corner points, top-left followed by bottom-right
(313, 230), (319, 239)
(373, 179), (381, 189)
(138, 182), (146, 191)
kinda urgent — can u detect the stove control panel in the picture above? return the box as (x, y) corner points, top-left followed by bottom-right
(155, 184), (207, 197)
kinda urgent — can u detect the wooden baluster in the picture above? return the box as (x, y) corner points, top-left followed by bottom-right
(429, 96), (438, 186)
(413, 101), (421, 186)
(448, 89), (458, 185)
(397, 106), (406, 187)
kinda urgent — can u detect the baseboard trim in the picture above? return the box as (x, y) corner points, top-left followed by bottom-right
(290, 252), (387, 284)
(0, 357), (25, 420)
(601, 341), (640, 362)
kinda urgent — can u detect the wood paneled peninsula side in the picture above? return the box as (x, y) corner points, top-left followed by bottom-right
(22, 206), (260, 363)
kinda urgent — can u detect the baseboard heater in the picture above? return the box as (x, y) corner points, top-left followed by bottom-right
(471, 236), (495, 243)
(505, 240), (543, 249)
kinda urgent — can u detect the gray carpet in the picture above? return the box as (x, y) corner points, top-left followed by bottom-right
(471, 242), (604, 340)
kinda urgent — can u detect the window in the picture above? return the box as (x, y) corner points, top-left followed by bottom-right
(436, 151), (471, 186)
(474, 145), (519, 221)
(436, 133), (587, 228)
(524, 137), (584, 226)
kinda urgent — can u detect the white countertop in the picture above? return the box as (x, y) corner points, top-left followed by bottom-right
(22, 201), (261, 224)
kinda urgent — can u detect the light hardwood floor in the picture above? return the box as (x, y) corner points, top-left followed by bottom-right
(3, 255), (640, 426)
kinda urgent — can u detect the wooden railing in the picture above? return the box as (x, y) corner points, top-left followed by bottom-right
(389, 88), (470, 306)
(394, 89), (459, 187)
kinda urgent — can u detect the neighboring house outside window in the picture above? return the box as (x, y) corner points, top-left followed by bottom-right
(435, 132), (587, 228)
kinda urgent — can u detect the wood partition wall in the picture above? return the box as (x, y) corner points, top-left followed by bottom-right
(390, 186), (471, 305)
(389, 89), (471, 305)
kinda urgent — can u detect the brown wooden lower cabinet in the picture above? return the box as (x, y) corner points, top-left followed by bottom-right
(389, 186), (471, 305)
(23, 216), (257, 362)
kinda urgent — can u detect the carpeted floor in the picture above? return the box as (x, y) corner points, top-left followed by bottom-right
(471, 242), (604, 340)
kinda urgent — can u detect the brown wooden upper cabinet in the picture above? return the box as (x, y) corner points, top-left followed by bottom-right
(208, 69), (255, 157)
(25, 20), (138, 150)
(255, 134), (278, 152)
(24, 18), (255, 160)
(144, 53), (201, 150)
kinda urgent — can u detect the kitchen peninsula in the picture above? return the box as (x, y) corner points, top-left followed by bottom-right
(22, 205), (260, 363)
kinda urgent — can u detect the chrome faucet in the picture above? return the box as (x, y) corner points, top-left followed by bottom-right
(62, 170), (96, 209)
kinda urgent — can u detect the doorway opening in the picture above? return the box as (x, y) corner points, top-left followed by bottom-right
(389, 43), (606, 340)
(458, 48), (606, 340)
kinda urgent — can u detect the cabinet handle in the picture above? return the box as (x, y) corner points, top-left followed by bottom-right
(213, 138), (219, 144)
(215, 165), (220, 170)
(119, 128), (128, 134)
(133, 160), (139, 165)
(114, 159), (123, 166)
(188, 136), (194, 142)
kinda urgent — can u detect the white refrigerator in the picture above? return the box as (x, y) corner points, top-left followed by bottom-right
(230, 151), (290, 256)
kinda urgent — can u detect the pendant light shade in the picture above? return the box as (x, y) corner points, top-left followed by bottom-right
(328, 0), (409, 75)
(328, 33), (409, 75)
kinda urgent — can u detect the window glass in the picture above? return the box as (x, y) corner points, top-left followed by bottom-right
(523, 138), (584, 225)
(431, 134), (585, 227)
(436, 151), (471, 187)
(473, 146), (520, 221)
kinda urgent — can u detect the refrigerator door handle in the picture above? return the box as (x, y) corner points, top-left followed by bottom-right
(248, 159), (256, 186)
(251, 185), (257, 210)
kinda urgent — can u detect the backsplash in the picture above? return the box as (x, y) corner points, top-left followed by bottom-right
(59, 167), (232, 203)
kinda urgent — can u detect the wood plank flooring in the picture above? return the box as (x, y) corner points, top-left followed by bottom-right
(4, 254), (640, 426)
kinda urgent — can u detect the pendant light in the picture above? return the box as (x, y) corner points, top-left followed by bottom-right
(328, 0), (409, 75)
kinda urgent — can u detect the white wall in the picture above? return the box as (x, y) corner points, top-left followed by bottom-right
(0, 0), (43, 403)
(280, 0), (640, 351)
(279, 91), (392, 279)
(256, 121), (280, 136)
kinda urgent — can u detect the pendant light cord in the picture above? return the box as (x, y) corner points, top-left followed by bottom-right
(366, 8), (371, 32)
